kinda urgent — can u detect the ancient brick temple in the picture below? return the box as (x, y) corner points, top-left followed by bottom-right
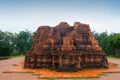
(24, 22), (108, 71)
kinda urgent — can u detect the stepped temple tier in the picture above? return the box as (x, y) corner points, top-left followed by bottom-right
(24, 22), (108, 71)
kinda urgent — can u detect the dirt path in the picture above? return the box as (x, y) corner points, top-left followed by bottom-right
(0, 57), (120, 80)
(0, 57), (39, 80)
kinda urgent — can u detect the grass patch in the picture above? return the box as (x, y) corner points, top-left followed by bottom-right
(0, 55), (24, 60)
(98, 73), (106, 76)
(70, 76), (99, 79)
(104, 71), (120, 73)
(107, 55), (120, 59)
(80, 76), (99, 79)
(43, 78), (59, 80)
(9, 55), (25, 58)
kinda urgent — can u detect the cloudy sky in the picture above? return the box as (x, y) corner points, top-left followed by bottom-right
(0, 0), (120, 33)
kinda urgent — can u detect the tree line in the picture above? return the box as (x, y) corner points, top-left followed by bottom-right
(0, 30), (120, 57)
(93, 31), (120, 57)
(0, 30), (33, 57)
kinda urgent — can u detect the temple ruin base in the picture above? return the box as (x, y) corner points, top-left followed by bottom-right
(24, 51), (108, 71)
(24, 22), (108, 71)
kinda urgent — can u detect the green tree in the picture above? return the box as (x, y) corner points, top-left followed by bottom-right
(108, 33), (120, 57)
(93, 31), (109, 54)
(0, 30), (13, 57)
(0, 29), (33, 56)
(16, 30), (33, 55)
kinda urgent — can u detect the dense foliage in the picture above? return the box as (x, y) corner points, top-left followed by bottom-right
(0, 30), (33, 57)
(0, 29), (120, 57)
(93, 31), (120, 57)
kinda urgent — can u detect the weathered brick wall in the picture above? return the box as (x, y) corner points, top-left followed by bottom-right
(24, 22), (108, 71)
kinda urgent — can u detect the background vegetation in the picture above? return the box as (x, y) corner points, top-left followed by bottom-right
(0, 29), (120, 57)
(93, 31), (120, 57)
(0, 30), (33, 57)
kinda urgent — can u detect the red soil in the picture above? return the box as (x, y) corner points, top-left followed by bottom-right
(5, 61), (120, 78)
(1, 57), (120, 80)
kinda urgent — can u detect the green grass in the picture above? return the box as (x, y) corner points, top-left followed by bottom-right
(0, 54), (25, 60)
(44, 78), (59, 80)
(98, 73), (106, 76)
(69, 76), (99, 79)
(107, 55), (120, 59)
(43, 78), (58, 80)
(9, 54), (25, 58)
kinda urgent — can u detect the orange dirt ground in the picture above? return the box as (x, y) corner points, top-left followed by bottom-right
(4, 61), (120, 79)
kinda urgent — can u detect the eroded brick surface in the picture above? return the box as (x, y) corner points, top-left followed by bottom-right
(24, 22), (108, 71)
